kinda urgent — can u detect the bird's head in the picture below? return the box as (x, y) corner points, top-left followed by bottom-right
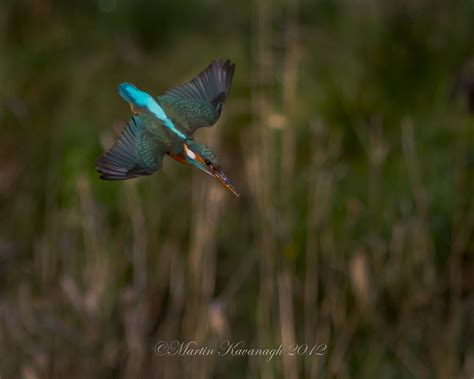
(182, 140), (240, 197)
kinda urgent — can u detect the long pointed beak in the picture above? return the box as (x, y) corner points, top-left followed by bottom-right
(210, 166), (240, 198)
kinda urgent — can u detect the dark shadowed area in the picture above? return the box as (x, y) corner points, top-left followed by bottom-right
(1, 0), (473, 378)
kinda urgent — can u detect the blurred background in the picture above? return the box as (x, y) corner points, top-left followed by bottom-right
(1, 0), (473, 378)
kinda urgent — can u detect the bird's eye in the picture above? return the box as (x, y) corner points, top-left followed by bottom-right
(205, 160), (211, 166)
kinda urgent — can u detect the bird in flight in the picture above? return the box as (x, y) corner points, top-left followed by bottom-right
(96, 59), (239, 197)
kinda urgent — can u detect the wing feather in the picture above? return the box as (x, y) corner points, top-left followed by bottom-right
(157, 59), (235, 135)
(97, 115), (170, 180)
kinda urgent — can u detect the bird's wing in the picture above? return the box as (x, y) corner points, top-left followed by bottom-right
(157, 59), (235, 135)
(97, 114), (170, 180)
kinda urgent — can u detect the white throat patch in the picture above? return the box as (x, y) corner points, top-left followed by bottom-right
(184, 144), (196, 160)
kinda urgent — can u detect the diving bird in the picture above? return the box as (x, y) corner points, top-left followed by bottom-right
(96, 59), (239, 197)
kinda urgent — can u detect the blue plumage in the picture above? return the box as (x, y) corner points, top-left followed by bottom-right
(119, 82), (187, 140)
(98, 59), (239, 197)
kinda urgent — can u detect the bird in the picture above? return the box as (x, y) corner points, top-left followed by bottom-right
(96, 59), (239, 197)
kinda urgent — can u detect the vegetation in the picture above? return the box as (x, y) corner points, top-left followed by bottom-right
(0, 1), (473, 378)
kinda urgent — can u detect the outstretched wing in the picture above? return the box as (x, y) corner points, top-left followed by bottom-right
(97, 115), (170, 180)
(157, 59), (235, 135)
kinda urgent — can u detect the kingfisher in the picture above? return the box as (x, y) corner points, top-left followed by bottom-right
(96, 59), (239, 197)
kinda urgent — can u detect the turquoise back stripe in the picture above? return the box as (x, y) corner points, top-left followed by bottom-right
(119, 82), (187, 140)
